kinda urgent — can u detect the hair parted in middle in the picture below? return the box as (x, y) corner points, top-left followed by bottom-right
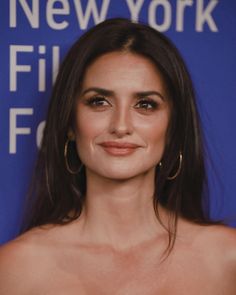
(24, 18), (215, 253)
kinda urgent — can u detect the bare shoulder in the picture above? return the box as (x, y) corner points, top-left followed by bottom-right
(180, 221), (236, 293)
(0, 226), (59, 295)
(179, 218), (236, 250)
(185, 222), (236, 261)
(196, 224), (236, 255)
(202, 225), (236, 292)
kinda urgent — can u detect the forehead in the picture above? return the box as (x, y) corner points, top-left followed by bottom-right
(81, 51), (167, 94)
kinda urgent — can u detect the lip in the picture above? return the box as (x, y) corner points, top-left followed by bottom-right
(99, 141), (140, 156)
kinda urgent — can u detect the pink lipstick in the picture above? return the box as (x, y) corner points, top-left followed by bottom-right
(99, 141), (139, 156)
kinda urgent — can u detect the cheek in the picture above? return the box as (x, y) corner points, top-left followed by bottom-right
(135, 113), (169, 146)
(74, 111), (107, 144)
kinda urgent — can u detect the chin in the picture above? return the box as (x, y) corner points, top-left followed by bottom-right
(87, 164), (155, 181)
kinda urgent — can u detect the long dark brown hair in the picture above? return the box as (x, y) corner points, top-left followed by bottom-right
(22, 18), (218, 252)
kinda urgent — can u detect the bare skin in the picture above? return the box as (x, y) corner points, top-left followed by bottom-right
(0, 52), (236, 294)
(0, 216), (236, 294)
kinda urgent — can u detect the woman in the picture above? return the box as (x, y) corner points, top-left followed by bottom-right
(0, 18), (236, 294)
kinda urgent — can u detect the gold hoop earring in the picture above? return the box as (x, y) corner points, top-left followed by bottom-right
(167, 152), (183, 180)
(64, 139), (82, 174)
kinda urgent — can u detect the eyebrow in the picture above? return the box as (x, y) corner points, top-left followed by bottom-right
(81, 87), (165, 101)
(81, 87), (114, 97)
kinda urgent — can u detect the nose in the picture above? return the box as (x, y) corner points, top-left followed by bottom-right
(109, 106), (133, 137)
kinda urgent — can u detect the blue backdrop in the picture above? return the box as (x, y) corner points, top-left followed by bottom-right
(1, 0), (236, 244)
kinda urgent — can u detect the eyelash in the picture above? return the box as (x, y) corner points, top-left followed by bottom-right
(85, 96), (110, 107)
(134, 99), (158, 111)
(84, 96), (159, 111)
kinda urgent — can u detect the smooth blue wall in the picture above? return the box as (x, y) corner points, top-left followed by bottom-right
(1, 0), (236, 244)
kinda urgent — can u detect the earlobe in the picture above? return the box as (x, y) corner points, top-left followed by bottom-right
(67, 129), (75, 140)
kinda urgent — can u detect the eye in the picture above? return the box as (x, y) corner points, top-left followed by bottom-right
(85, 96), (111, 108)
(134, 99), (158, 111)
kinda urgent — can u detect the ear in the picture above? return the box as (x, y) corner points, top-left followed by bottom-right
(67, 129), (75, 141)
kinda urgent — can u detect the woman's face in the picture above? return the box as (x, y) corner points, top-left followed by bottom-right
(73, 52), (170, 180)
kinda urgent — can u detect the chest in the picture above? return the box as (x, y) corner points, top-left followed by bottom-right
(38, 249), (222, 295)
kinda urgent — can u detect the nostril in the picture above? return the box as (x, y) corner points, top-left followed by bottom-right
(109, 117), (133, 136)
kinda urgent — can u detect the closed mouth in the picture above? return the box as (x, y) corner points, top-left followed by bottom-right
(99, 141), (140, 148)
(99, 141), (140, 156)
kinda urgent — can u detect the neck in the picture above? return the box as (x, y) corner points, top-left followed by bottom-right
(79, 168), (167, 251)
